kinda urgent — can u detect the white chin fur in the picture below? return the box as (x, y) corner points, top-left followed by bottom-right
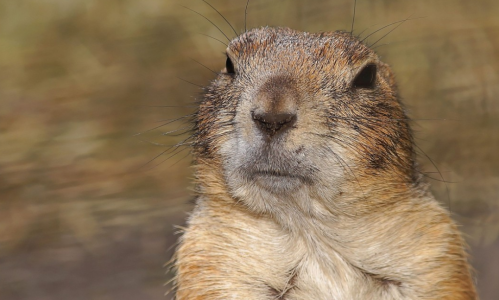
(219, 129), (352, 217)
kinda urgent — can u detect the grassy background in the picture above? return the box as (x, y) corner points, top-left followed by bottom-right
(0, 0), (498, 299)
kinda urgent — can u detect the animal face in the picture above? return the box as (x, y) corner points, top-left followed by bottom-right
(194, 27), (415, 215)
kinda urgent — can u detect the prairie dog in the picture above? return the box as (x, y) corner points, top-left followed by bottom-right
(173, 25), (477, 299)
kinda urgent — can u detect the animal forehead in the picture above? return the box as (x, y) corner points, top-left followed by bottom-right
(228, 27), (374, 63)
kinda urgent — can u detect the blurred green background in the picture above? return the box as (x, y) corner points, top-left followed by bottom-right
(0, 0), (497, 299)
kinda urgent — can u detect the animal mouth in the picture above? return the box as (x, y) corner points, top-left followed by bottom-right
(247, 168), (314, 192)
(253, 170), (298, 178)
(232, 145), (316, 193)
(249, 171), (304, 193)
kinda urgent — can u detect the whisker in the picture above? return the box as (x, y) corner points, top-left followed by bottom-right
(202, 0), (238, 37)
(152, 114), (196, 124)
(190, 58), (218, 75)
(141, 104), (198, 108)
(169, 148), (193, 168)
(145, 147), (191, 171)
(163, 126), (193, 135)
(423, 171), (454, 174)
(413, 143), (452, 210)
(245, 0), (251, 32)
(195, 33), (228, 46)
(134, 114), (196, 136)
(329, 115), (454, 122)
(177, 76), (205, 88)
(369, 16), (414, 48)
(371, 43), (390, 50)
(418, 171), (459, 183)
(350, 0), (357, 35)
(140, 135), (195, 169)
(136, 136), (193, 147)
(360, 16), (423, 44)
(180, 5), (231, 42)
(357, 23), (381, 38)
(163, 128), (194, 138)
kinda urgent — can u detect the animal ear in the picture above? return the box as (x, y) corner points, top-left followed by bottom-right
(352, 64), (376, 89)
(225, 56), (235, 74)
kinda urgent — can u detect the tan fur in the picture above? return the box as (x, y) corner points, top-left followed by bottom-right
(173, 27), (477, 299)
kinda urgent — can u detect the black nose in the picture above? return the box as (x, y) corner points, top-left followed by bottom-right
(252, 111), (297, 137)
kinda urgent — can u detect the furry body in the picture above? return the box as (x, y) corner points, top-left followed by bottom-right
(174, 28), (477, 299)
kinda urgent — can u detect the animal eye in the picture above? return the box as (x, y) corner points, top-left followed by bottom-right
(225, 56), (235, 74)
(352, 64), (376, 89)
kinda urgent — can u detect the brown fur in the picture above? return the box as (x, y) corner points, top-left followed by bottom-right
(173, 27), (477, 299)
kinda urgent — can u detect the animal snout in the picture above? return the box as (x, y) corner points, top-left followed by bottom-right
(252, 111), (297, 137)
(251, 75), (299, 138)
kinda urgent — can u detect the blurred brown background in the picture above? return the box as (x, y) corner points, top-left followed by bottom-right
(0, 0), (497, 299)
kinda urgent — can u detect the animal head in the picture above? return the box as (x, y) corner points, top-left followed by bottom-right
(194, 27), (416, 217)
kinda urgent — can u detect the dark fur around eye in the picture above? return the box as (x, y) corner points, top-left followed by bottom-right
(226, 56), (235, 74)
(352, 64), (376, 89)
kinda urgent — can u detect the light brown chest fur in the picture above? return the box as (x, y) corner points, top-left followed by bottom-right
(176, 182), (476, 299)
(173, 27), (477, 299)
